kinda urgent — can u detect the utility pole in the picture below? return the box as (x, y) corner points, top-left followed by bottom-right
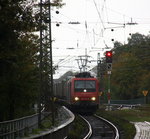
(97, 53), (101, 79)
(38, 0), (54, 127)
(97, 53), (101, 106)
(107, 71), (111, 106)
(38, 0), (43, 128)
(48, 0), (55, 126)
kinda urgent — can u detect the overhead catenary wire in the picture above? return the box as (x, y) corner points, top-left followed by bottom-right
(52, 0), (150, 78)
(93, 0), (105, 30)
(52, 0), (108, 52)
(52, 17), (107, 53)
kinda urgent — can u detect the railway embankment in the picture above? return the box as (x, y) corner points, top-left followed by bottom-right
(96, 104), (150, 139)
(22, 106), (75, 139)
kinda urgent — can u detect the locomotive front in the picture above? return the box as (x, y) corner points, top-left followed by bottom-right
(70, 72), (99, 112)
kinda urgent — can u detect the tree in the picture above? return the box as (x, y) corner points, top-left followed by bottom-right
(0, 0), (39, 119)
(109, 33), (150, 100)
(0, 0), (64, 121)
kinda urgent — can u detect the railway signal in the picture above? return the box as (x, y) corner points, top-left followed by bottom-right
(105, 51), (112, 71)
(107, 63), (112, 71)
(105, 51), (113, 109)
(105, 51), (112, 63)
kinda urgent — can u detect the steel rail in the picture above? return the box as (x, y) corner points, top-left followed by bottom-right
(79, 114), (119, 139)
(94, 114), (120, 139)
(79, 115), (92, 139)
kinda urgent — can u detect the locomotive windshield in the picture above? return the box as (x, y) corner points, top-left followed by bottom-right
(74, 80), (96, 92)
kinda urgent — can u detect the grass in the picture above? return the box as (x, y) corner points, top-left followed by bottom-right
(31, 128), (41, 135)
(96, 105), (150, 139)
(23, 105), (150, 138)
(23, 115), (54, 137)
(67, 115), (88, 139)
(41, 118), (53, 129)
(115, 109), (150, 122)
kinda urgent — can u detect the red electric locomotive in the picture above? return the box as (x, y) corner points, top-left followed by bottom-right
(66, 72), (99, 112)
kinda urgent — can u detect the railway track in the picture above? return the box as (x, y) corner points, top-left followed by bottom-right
(80, 114), (119, 139)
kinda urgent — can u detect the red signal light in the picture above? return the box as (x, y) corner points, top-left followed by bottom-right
(106, 51), (112, 63)
(106, 51), (112, 57)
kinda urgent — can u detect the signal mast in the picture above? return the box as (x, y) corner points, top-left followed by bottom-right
(105, 51), (113, 109)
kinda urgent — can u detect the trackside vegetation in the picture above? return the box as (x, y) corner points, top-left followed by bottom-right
(67, 115), (88, 139)
(105, 33), (150, 100)
(1, 0), (150, 126)
(0, 0), (64, 121)
(97, 105), (150, 139)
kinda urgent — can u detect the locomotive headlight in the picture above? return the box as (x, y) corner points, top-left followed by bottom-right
(74, 97), (79, 101)
(91, 97), (96, 101)
(83, 89), (87, 92)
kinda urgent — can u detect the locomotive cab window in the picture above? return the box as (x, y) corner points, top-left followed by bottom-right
(74, 80), (96, 92)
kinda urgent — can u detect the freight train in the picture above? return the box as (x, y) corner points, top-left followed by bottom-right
(54, 72), (100, 112)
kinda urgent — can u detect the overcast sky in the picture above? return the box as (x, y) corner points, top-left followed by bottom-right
(52, 0), (150, 78)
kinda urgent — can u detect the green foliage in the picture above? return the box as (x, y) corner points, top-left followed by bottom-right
(108, 33), (150, 100)
(67, 116), (87, 139)
(0, 0), (39, 121)
(97, 105), (150, 139)
(0, 0), (64, 121)
(97, 108), (136, 139)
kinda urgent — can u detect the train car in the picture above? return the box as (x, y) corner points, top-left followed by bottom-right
(54, 72), (99, 113)
(65, 72), (99, 112)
